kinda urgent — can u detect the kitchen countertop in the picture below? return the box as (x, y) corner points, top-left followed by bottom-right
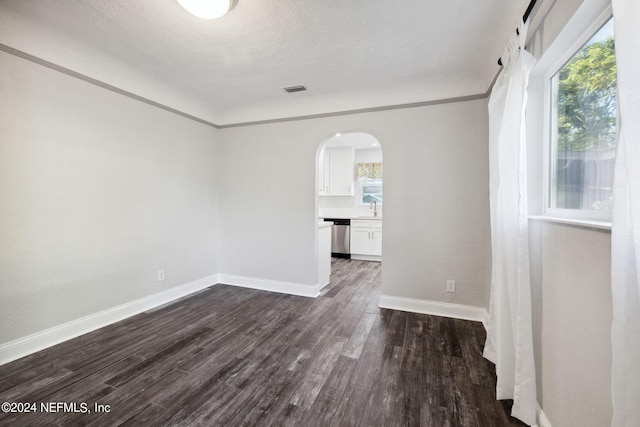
(319, 216), (383, 221)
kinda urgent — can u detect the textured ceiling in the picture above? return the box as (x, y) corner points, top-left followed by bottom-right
(0, 0), (526, 125)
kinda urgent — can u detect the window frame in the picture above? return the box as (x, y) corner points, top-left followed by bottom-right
(541, 7), (615, 222)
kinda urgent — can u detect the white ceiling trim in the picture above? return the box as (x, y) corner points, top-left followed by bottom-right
(217, 92), (490, 129)
(0, 43), (219, 129)
(2, 42), (496, 129)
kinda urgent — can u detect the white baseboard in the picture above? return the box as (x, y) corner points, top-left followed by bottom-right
(378, 295), (487, 322)
(0, 274), (218, 366)
(537, 402), (552, 427)
(217, 274), (320, 298)
(350, 254), (381, 262)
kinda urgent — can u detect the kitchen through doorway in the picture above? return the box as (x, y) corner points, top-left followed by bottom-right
(316, 132), (383, 284)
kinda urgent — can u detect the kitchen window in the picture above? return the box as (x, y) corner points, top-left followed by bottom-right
(546, 17), (617, 221)
(356, 162), (382, 205)
(361, 179), (382, 204)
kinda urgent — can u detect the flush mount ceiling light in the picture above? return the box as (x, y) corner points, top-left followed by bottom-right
(177, 0), (238, 19)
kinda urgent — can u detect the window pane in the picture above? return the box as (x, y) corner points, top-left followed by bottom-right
(551, 19), (616, 211)
(362, 179), (382, 204)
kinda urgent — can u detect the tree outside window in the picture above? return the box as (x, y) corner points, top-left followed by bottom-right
(552, 19), (616, 211)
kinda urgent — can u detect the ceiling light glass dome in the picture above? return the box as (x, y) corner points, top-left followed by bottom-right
(177, 0), (238, 19)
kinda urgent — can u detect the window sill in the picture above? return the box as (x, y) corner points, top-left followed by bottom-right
(528, 215), (612, 231)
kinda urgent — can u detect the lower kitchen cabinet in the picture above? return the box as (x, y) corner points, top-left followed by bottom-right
(350, 219), (382, 256)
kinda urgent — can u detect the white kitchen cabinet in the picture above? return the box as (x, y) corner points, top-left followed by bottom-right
(319, 147), (354, 196)
(371, 229), (382, 254)
(350, 228), (371, 254)
(350, 219), (382, 257)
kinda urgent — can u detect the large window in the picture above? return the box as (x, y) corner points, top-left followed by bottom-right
(548, 18), (617, 220)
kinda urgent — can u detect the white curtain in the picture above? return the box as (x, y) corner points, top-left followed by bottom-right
(610, 2), (640, 426)
(484, 20), (537, 426)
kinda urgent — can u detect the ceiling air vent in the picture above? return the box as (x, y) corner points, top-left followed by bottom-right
(283, 85), (307, 93)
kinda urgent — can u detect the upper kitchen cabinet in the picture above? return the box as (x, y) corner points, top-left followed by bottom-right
(319, 147), (354, 196)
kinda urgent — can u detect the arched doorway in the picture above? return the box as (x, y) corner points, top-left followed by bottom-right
(315, 132), (383, 290)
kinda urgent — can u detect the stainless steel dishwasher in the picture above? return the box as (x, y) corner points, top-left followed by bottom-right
(324, 218), (350, 258)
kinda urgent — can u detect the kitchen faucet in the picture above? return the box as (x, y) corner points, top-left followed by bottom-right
(370, 200), (378, 217)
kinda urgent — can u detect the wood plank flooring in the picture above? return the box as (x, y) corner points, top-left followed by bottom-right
(0, 259), (526, 426)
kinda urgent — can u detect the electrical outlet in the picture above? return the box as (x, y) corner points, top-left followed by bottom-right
(446, 279), (456, 293)
(157, 270), (165, 282)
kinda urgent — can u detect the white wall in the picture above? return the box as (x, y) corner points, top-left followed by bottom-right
(219, 99), (491, 308)
(0, 51), (221, 344)
(529, 222), (612, 427)
(355, 148), (383, 163)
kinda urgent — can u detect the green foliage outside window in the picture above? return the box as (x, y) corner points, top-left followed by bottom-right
(557, 37), (617, 151)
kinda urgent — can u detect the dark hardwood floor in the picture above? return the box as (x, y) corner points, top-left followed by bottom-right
(0, 258), (526, 426)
